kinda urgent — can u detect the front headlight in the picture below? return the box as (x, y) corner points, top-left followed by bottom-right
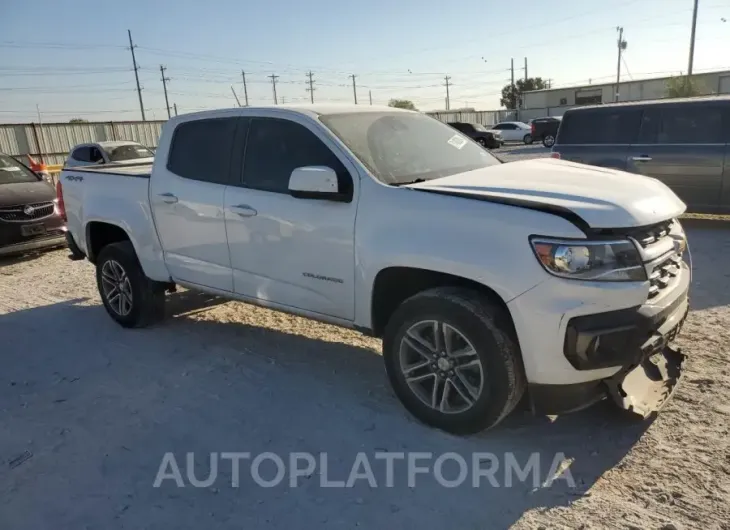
(530, 238), (646, 281)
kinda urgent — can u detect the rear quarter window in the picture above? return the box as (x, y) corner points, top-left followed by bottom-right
(558, 108), (641, 145)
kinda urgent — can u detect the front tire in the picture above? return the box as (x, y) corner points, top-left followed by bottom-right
(542, 134), (555, 147)
(477, 137), (488, 148)
(383, 287), (526, 434)
(96, 241), (166, 328)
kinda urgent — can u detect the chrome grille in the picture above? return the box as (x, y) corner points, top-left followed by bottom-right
(648, 253), (682, 299)
(0, 202), (54, 222)
(631, 220), (673, 248)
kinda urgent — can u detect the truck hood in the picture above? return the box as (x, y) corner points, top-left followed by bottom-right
(0, 180), (56, 207)
(407, 158), (686, 229)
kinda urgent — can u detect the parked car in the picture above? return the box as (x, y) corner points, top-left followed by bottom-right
(0, 152), (66, 257)
(447, 122), (502, 148)
(59, 105), (689, 434)
(64, 141), (155, 168)
(530, 116), (562, 147)
(551, 96), (730, 213)
(486, 121), (533, 144)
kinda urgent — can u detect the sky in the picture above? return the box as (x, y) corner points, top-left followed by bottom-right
(1, 0), (729, 122)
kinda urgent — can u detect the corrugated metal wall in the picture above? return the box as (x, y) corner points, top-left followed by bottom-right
(0, 120), (166, 166)
(426, 109), (518, 125)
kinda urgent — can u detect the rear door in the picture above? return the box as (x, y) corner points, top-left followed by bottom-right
(554, 107), (641, 169)
(149, 116), (238, 291)
(627, 102), (726, 212)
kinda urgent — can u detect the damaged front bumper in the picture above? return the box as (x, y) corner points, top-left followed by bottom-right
(529, 283), (689, 417)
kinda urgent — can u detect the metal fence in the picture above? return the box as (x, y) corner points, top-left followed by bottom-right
(0, 120), (166, 167)
(426, 109), (518, 125)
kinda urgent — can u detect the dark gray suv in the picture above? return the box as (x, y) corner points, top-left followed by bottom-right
(551, 96), (730, 213)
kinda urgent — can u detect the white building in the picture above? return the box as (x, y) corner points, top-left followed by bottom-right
(520, 70), (730, 120)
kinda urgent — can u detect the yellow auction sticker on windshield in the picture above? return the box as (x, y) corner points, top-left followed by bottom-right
(447, 134), (467, 149)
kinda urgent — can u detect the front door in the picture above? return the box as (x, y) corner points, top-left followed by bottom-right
(627, 104), (726, 212)
(224, 115), (357, 320)
(149, 116), (238, 291)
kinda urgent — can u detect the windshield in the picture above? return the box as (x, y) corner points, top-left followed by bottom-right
(473, 124), (488, 132)
(0, 154), (40, 185)
(106, 144), (154, 162)
(320, 112), (500, 185)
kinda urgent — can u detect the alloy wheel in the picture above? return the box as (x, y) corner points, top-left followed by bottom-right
(398, 320), (485, 414)
(100, 259), (133, 316)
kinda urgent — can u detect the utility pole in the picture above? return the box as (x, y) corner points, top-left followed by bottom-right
(160, 65), (171, 119)
(173, 103), (178, 116)
(444, 75), (451, 110)
(306, 71), (315, 103)
(241, 71), (249, 106)
(349, 74), (357, 104)
(369, 90), (372, 105)
(688, 0), (699, 75)
(268, 74), (279, 104)
(127, 29), (145, 121)
(615, 27), (627, 102)
(524, 57), (528, 82)
(510, 58), (516, 109)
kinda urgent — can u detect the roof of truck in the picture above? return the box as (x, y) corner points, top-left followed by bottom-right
(170, 104), (412, 123)
(566, 94), (730, 112)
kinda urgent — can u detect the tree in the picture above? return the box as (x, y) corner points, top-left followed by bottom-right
(666, 76), (706, 98)
(388, 99), (417, 111)
(69, 118), (88, 123)
(500, 77), (547, 109)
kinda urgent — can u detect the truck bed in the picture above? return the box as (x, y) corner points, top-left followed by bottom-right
(64, 162), (152, 178)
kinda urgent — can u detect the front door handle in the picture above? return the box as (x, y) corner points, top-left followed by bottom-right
(230, 204), (257, 217)
(158, 192), (178, 204)
(631, 155), (652, 162)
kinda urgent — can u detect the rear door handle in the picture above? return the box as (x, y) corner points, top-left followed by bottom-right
(158, 192), (178, 204)
(631, 156), (652, 162)
(230, 204), (257, 217)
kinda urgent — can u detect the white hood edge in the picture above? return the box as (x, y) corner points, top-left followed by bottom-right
(408, 158), (686, 229)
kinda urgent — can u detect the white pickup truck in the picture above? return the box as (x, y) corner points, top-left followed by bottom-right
(59, 105), (690, 434)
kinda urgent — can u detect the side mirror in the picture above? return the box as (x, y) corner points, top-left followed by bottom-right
(288, 166), (345, 201)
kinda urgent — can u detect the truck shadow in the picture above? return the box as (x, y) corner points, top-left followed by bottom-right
(1, 293), (653, 529)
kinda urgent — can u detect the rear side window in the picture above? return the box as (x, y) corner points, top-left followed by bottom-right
(558, 108), (641, 145)
(72, 146), (92, 162)
(242, 117), (351, 196)
(167, 117), (238, 184)
(638, 105), (724, 144)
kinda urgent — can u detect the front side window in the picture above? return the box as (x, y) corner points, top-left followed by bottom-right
(242, 117), (351, 196)
(167, 117), (237, 184)
(320, 112), (500, 185)
(107, 144), (154, 162)
(0, 154), (39, 184)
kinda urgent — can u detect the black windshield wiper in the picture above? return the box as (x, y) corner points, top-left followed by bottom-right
(393, 178), (427, 186)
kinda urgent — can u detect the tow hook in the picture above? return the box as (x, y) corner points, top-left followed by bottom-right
(605, 345), (686, 418)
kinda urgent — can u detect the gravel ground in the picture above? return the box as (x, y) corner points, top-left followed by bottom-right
(1, 219), (729, 530)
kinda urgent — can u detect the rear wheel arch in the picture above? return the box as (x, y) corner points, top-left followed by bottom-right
(369, 266), (517, 340)
(85, 221), (132, 264)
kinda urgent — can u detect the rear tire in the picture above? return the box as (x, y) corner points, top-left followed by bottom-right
(523, 134), (533, 145)
(96, 241), (166, 328)
(383, 287), (526, 434)
(542, 134), (555, 148)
